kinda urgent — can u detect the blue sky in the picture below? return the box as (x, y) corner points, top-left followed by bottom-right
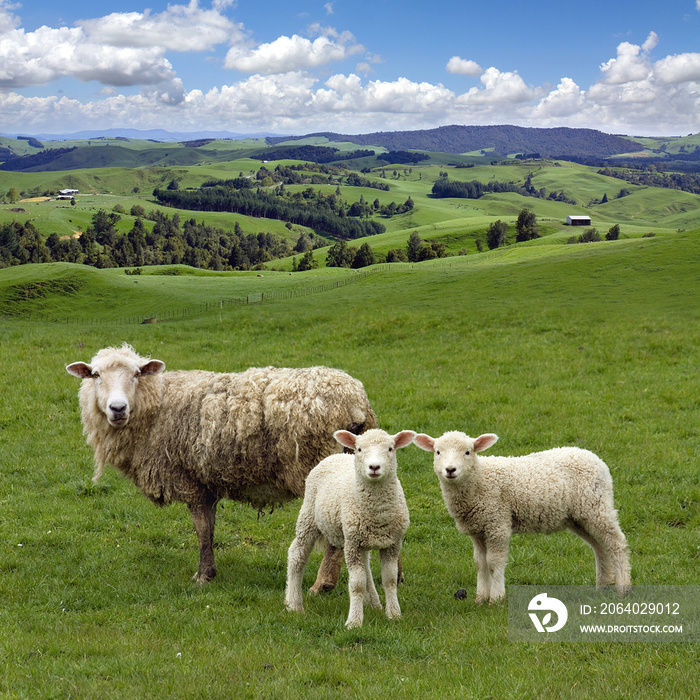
(2, 0), (700, 137)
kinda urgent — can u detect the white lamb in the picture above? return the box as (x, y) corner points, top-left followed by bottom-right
(415, 431), (631, 603)
(285, 428), (415, 629)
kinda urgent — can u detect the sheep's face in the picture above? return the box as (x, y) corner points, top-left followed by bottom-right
(67, 349), (165, 428)
(334, 428), (416, 484)
(415, 432), (498, 484)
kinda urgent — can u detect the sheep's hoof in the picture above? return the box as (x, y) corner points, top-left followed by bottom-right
(193, 569), (216, 584)
(309, 581), (336, 595)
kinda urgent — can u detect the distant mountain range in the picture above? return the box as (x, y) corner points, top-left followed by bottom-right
(269, 125), (644, 158)
(0, 124), (668, 172)
(0, 128), (276, 142)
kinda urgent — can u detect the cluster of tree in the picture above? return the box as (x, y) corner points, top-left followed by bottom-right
(432, 174), (575, 204)
(323, 240), (377, 269)
(377, 151), (430, 164)
(345, 172), (390, 191)
(432, 178), (524, 199)
(255, 145), (375, 163)
(597, 166), (700, 195)
(566, 224), (620, 244)
(153, 185), (386, 240)
(17, 136), (45, 149)
(0, 147), (77, 171)
(0, 210), (304, 271)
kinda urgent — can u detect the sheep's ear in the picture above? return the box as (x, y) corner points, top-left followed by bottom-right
(414, 434), (436, 452)
(140, 359), (165, 376)
(334, 430), (357, 450)
(66, 362), (93, 379)
(474, 433), (498, 453)
(393, 430), (416, 449)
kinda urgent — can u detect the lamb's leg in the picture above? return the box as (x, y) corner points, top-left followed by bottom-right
(344, 545), (367, 628)
(285, 526), (319, 613)
(484, 535), (509, 603)
(188, 492), (218, 583)
(309, 540), (343, 594)
(363, 550), (382, 609)
(470, 535), (490, 604)
(572, 519), (631, 595)
(380, 545), (402, 620)
(569, 522), (615, 588)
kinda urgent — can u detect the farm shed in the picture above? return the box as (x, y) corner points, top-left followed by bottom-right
(566, 215), (592, 226)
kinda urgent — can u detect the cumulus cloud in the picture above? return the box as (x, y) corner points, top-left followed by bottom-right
(224, 31), (363, 73)
(654, 52), (700, 83)
(446, 56), (483, 76)
(600, 32), (657, 84)
(458, 67), (535, 104)
(80, 1), (244, 52)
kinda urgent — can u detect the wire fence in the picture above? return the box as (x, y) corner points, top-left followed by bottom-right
(18, 264), (413, 326)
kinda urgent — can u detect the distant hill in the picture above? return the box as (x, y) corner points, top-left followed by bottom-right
(268, 125), (644, 158)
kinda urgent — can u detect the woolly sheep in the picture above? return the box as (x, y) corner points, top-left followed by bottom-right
(415, 431), (631, 602)
(285, 428), (415, 628)
(66, 344), (378, 587)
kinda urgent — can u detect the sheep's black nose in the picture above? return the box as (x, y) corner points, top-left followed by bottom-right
(110, 402), (127, 414)
(446, 467), (457, 478)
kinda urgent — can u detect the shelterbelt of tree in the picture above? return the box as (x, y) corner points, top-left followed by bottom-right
(153, 186), (386, 240)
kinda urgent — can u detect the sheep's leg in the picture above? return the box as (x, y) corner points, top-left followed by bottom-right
(380, 545), (402, 620)
(470, 535), (491, 604)
(344, 545), (367, 628)
(571, 519), (631, 595)
(285, 526), (320, 613)
(188, 492), (218, 584)
(363, 550), (382, 610)
(484, 535), (509, 603)
(309, 540), (343, 594)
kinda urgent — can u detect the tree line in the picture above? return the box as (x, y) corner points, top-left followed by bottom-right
(153, 185), (386, 240)
(0, 209), (310, 271)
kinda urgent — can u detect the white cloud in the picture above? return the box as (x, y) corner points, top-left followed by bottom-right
(446, 56), (483, 76)
(654, 52), (700, 83)
(80, 1), (244, 52)
(0, 23), (177, 88)
(458, 67), (535, 104)
(224, 32), (363, 73)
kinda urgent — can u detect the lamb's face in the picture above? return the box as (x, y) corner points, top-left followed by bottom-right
(431, 433), (478, 483)
(415, 431), (498, 485)
(67, 350), (165, 428)
(354, 434), (399, 483)
(333, 428), (416, 485)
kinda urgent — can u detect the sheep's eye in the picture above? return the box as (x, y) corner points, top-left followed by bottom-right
(436, 450), (440, 455)
(91, 372), (100, 379)
(357, 448), (362, 453)
(388, 447), (393, 452)
(465, 450), (471, 456)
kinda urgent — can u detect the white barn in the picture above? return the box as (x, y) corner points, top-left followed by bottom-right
(566, 215), (592, 226)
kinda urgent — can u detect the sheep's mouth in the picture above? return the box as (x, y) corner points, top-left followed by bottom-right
(109, 416), (128, 427)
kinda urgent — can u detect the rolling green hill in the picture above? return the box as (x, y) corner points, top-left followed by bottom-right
(0, 228), (698, 697)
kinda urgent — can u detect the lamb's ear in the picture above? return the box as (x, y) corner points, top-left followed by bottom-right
(66, 362), (93, 379)
(414, 434), (436, 452)
(140, 359), (165, 376)
(474, 433), (498, 453)
(393, 430), (417, 449)
(334, 430), (357, 450)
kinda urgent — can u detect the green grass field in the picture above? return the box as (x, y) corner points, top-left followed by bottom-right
(0, 229), (698, 698)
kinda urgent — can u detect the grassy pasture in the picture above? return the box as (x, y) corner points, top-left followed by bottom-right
(0, 230), (698, 698)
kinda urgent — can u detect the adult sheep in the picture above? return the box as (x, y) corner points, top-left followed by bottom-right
(66, 344), (378, 586)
